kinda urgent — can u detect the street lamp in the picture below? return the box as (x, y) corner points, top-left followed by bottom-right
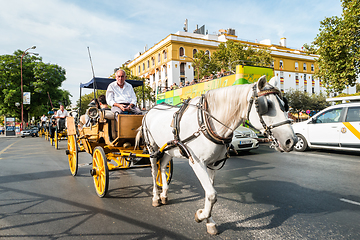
(183, 55), (200, 82)
(20, 45), (37, 130)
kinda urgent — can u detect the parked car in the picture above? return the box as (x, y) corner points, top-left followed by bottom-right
(292, 102), (360, 152)
(230, 126), (259, 154)
(21, 126), (39, 138)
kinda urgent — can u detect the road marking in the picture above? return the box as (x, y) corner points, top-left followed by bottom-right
(340, 198), (360, 206)
(0, 140), (20, 156)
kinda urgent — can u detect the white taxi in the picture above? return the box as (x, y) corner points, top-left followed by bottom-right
(292, 101), (360, 152)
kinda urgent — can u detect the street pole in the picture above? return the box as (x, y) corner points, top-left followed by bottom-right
(20, 46), (36, 130)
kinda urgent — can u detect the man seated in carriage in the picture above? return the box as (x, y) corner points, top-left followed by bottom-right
(106, 69), (142, 117)
(55, 104), (68, 131)
(40, 114), (48, 130)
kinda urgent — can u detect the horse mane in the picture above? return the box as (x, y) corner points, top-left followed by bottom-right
(205, 84), (253, 136)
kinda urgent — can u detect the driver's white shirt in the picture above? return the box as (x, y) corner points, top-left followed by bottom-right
(56, 109), (68, 118)
(106, 81), (137, 107)
(41, 116), (48, 122)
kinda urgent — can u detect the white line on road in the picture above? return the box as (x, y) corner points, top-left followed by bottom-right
(340, 198), (360, 206)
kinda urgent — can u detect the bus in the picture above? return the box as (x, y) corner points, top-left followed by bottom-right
(156, 65), (274, 105)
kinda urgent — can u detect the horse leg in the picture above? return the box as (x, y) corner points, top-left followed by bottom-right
(191, 161), (218, 235)
(159, 155), (172, 205)
(150, 156), (161, 207)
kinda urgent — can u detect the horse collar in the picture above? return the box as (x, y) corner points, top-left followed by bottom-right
(198, 95), (233, 145)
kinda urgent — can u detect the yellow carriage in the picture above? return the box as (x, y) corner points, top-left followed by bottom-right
(66, 77), (173, 197)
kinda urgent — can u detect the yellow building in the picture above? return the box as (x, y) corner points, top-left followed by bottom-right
(126, 26), (353, 99)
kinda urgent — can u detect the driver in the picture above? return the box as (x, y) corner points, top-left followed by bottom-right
(55, 104), (68, 131)
(106, 69), (142, 116)
(40, 114), (48, 129)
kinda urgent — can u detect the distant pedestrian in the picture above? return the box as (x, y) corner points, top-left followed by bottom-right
(0, 125), (4, 135)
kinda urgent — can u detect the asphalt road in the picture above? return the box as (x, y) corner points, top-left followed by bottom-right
(0, 136), (359, 239)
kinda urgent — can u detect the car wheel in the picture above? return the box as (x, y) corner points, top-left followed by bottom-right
(294, 134), (308, 152)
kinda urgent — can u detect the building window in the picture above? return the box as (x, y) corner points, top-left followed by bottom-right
(205, 50), (210, 56)
(304, 74), (307, 92)
(193, 49), (198, 58)
(138, 65), (140, 74)
(271, 61), (274, 68)
(179, 47), (185, 57)
(159, 69), (161, 80)
(303, 63), (307, 71)
(163, 50), (167, 60)
(311, 64), (314, 71)
(180, 62), (185, 75)
(295, 73), (299, 89)
(152, 57), (155, 66)
(163, 65), (167, 77)
(147, 60), (150, 68)
(279, 60), (284, 69)
(295, 62), (298, 70)
(143, 63), (145, 71)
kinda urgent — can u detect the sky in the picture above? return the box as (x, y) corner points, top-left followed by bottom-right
(0, 0), (343, 105)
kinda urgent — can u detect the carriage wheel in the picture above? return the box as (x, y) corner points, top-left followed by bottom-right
(50, 134), (53, 146)
(67, 135), (78, 176)
(156, 159), (173, 187)
(54, 130), (58, 150)
(92, 146), (109, 198)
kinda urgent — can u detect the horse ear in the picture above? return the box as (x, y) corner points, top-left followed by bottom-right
(269, 77), (278, 88)
(257, 75), (267, 90)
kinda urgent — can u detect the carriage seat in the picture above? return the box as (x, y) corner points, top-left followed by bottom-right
(100, 108), (115, 120)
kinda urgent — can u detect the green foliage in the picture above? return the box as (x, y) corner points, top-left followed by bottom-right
(0, 50), (70, 123)
(313, 0), (360, 94)
(210, 40), (273, 73)
(284, 89), (330, 120)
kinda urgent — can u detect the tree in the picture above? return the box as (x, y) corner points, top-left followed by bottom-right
(284, 89), (329, 120)
(0, 50), (70, 123)
(313, 0), (360, 94)
(210, 40), (273, 73)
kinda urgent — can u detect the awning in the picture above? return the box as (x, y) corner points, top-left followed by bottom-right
(80, 77), (143, 90)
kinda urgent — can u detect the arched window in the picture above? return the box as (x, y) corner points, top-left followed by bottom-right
(303, 63), (307, 71)
(163, 50), (167, 60)
(147, 60), (150, 68)
(205, 50), (210, 56)
(279, 60), (284, 69)
(138, 65), (140, 74)
(311, 64), (314, 71)
(158, 53), (161, 63)
(151, 57), (155, 66)
(179, 47), (185, 57)
(193, 49), (198, 58)
(143, 63), (145, 71)
(163, 65), (167, 77)
(295, 62), (298, 70)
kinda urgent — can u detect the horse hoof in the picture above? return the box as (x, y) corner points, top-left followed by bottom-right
(161, 196), (168, 205)
(195, 209), (203, 223)
(206, 222), (218, 235)
(152, 200), (161, 207)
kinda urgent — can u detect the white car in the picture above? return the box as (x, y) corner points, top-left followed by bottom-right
(231, 126), (259, 153)
(292, 102), (360, 152)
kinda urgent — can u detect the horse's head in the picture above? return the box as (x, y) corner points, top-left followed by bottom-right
(247, 76), (297, 152)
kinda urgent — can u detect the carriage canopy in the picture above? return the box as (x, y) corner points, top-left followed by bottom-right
(80, 77), (143, 90)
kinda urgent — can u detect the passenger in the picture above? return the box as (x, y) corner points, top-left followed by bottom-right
(185, 81), (190, 86)
(98, 95), (109, 109)
(106, 69), (142, 115)
(40, 114), (47, 129)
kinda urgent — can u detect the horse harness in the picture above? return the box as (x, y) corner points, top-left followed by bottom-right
(246, 83), (292, 148)
(147, 96), (232, 167)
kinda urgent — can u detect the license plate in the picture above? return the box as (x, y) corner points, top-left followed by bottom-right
(239, 140), (251, 145)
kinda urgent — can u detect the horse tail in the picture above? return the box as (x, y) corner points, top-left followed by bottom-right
(134, 126), (142, 150)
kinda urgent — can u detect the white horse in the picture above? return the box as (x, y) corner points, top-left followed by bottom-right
(136, 76), (297, 235)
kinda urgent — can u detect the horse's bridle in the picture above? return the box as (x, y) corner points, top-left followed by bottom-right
(247, 83), (292, 148)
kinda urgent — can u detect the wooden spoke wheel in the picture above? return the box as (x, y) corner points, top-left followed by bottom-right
(156, 159), (173, 187)
(91, 146), (109, 198)
(67, 135), (78, 176)
(54, 129), (59, 150)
